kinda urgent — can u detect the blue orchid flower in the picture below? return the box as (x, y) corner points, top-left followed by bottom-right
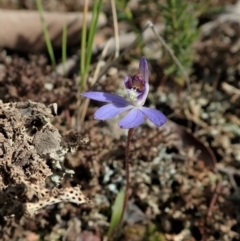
(82, 57), (166, 129)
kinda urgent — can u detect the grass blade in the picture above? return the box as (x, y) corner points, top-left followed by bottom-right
(35, 0), (56, 67)
(85, 0), (103, 73)
(80, 0), (89, 91)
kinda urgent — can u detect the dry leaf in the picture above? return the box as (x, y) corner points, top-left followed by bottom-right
(163, 120), (216, 170)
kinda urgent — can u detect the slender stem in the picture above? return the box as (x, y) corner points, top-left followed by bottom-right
(121, 128), (134, 223)
(112, 128), (135, 240)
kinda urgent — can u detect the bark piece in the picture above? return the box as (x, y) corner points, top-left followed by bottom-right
(0, 100), (89, 219)
(0, 10), (107, 52)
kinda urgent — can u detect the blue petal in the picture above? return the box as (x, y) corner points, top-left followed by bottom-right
(139, 57), (149, 82)
(119, 108), (145, 129)
(94, 103), (133, 120)
(140, 107), (166, 126)
(82, 91), (130, 106)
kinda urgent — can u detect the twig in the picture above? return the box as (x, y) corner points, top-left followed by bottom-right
(56, 24), (164, 76)
(62, 219), (73, 241)
(216, 164), (240, 177)
(95, 22), (152, 83)
(207, 181), (221, 219)
(91, 39), (113, 86)
(217, 164), (240, 192)
(146, 21), (191, 94)
(110, 0), (120, 58)
(207, 164), (240, 219)
(79, 39), (113, 124)
(207, 69), (221, 104)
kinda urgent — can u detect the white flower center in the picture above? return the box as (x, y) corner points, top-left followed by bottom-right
(128, 88), (139, 101)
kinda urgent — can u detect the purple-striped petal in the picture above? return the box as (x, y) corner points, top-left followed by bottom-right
(82, 91), (130, 106)
(136, 82), (149, 106)
(124, 76), (132, 89)
(139, 57), (149, 82)
(140, 107), (166, 126)
(119, 108), (145, 129)
(94, 103), (133, 120)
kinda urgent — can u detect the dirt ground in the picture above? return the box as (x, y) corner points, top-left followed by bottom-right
(0, 0), (240, 241)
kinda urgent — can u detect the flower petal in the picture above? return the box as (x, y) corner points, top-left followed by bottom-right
(137, 82), (149, 106)
(139, 57), (149, 82)
(124, 76), (132, 89)
(82, 91), (130, 106)
(94, 103), (133, 120)
(119, 108), (145, 129)
(140, 107), (166, 126)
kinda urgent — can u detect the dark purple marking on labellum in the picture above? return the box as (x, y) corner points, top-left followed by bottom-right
(130, 74), (145, 92)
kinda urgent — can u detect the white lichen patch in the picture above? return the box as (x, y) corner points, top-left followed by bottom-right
(25, 186), (88, 216)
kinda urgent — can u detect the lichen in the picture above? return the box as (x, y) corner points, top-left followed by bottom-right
(0, 100), (89, 218)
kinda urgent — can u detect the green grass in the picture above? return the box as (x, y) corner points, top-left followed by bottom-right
(35, 0), (56, 68)
(80, 0), (103, 92)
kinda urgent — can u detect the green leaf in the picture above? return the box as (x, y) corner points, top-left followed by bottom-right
(107, 189), (125, 239)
